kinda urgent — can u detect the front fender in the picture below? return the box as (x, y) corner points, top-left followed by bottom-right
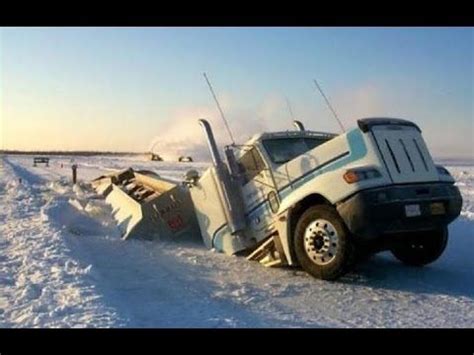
(276, 171), (340, 214)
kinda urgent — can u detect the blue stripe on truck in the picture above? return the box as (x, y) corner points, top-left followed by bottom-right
(212, 128), (368, 249)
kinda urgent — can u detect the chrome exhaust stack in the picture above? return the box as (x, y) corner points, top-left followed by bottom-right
(198, 119), (247, 235)
(199, 118), (223, 168)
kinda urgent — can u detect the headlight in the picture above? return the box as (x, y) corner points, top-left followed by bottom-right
(436, 165), (451, 176)
(343, 167), (382, 184)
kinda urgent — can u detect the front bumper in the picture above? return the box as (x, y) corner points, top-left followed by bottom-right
(336, 182), (463, 241)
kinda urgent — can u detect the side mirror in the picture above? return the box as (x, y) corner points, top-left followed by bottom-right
(293, 120), (305, 131)
(184, 169), (200, 187)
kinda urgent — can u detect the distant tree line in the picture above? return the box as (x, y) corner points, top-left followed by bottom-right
(0, 150), (146, 157)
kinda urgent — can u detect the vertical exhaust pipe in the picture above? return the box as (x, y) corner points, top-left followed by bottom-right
(199, 119), (223, 167)
(199, 119), (246, 235)
(293, 120), (305, 131)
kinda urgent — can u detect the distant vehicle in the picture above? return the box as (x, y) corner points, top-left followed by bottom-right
(33, 157), (49, 167)
(149, 153), (163, 161)
(94, 118), (462, 281)
(178, 156), (193, 162)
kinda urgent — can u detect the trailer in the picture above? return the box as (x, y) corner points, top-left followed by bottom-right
(92, 168), (200, 241)
(92, 117), (462, 280)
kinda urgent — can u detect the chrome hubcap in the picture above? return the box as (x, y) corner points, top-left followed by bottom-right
(304, 218), (338, 266)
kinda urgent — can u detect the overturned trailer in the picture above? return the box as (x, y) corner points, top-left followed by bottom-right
(93, 117), (462, 280)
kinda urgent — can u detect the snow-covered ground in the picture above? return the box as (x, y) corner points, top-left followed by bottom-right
(0, 154), (473, 328)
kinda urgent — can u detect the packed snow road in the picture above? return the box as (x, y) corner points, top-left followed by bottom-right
(0, 155), (473, 328)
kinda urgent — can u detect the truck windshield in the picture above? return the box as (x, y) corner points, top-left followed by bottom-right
(262, 137), (330, 165)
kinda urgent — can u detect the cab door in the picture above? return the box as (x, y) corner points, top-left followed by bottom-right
(237, 147), (279, 237)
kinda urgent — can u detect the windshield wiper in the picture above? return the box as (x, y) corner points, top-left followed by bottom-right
(273, 158), (290, 164)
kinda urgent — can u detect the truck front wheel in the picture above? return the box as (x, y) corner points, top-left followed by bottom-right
(294, 205), (355, 280)
(390, 227), (448, 266)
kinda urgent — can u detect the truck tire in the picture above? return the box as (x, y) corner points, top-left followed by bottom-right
(390, 227), (448, 266)
(294, 205), (355, 280)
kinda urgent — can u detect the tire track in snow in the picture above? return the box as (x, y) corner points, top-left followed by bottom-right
(0, 157), (126, 327)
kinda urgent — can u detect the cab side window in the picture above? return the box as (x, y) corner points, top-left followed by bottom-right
(238, 148), (266, 184)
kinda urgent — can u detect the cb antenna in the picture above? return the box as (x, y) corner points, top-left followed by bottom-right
(313, 79), (345, 133)
(203, 72), (235, 145)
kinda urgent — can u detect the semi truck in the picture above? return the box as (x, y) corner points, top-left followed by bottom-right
(93, 117), (462, 280)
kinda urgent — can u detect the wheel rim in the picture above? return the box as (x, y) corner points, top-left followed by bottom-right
(303, 218), (338, 266)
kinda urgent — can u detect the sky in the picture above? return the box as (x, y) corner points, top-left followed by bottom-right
(0, 27), (473, 159)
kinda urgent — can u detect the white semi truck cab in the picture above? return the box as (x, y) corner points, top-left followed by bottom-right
(188, 117), (462, 280)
